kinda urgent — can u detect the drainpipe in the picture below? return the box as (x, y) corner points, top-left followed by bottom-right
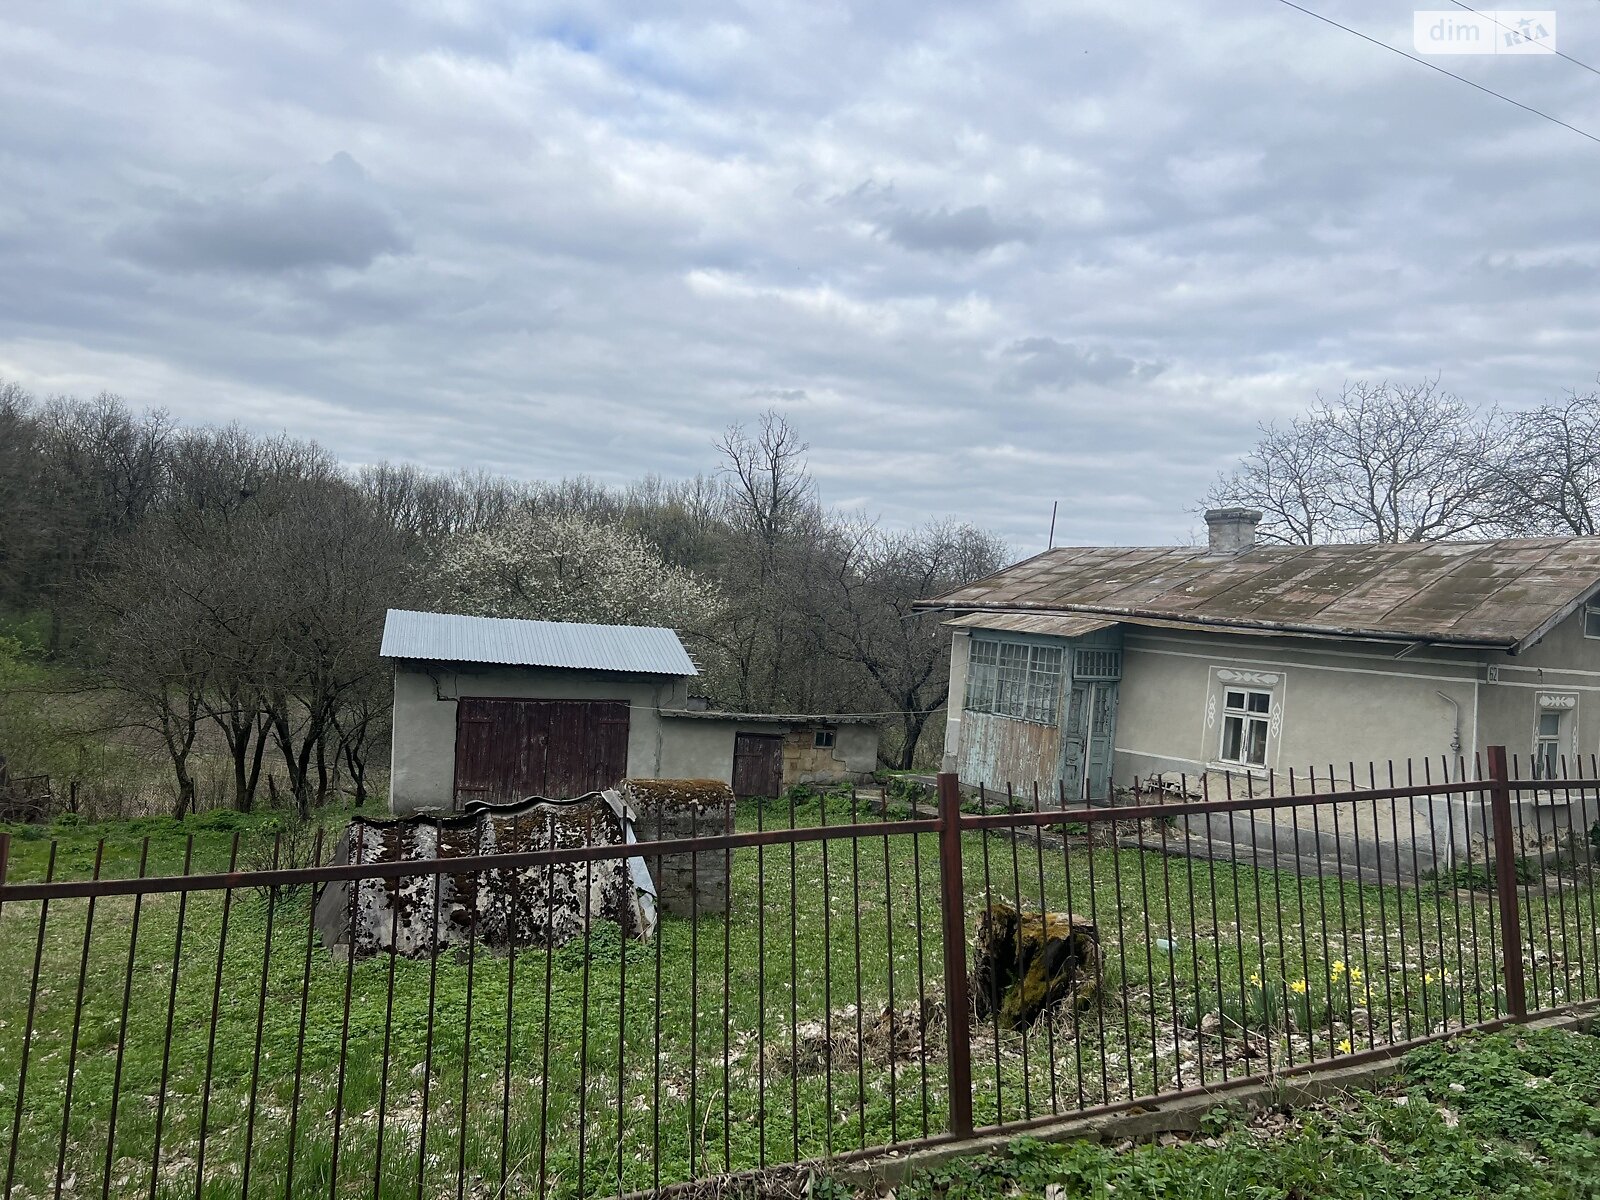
(1435, 690), (1462, 756)
(1435, 690), (1464, 872)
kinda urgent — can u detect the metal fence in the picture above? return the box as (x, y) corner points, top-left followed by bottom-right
(1, 746), (1598, 1198)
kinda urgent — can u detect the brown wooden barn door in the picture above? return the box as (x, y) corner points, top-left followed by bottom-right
(732, 732), (783, 799)
(453, 698), (630, 807)
(543, 700), (630, 798)
(451, 701), (500, 808)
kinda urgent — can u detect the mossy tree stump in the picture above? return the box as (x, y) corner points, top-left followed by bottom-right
(970, 902), (1100, 1029)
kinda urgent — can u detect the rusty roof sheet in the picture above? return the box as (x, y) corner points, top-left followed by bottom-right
(917, 537), (1600, 651)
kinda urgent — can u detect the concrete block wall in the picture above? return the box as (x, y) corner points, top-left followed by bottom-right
(624, 778), (734, 918)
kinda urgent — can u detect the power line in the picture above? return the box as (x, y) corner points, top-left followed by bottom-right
(1446, 1), (1600, 80)
(1270, 0), (1600, 148)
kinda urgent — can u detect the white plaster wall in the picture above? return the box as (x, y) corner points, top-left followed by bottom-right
(1480, 607), (1600, 767)
(834, 724), (879, 777)
(1114, 629), (1485, 786)
(654, 719), (739, 781)
(943, 630), (971, 773)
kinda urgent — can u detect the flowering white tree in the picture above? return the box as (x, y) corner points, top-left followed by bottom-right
(439, 509), (724, 637)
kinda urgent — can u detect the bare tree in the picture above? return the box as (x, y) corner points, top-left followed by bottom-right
(712, 412), (825, 709)
(0, 382), (42, 609)
(1208, 379), (1499, 544)
(29, 394), (176, 651)
(253, 477), (422, 817)
(717, 412), (817, 551)
(85, 529), (213, 818)
(810, 519), (1009, 768)
(1488, 388), (1600, 536)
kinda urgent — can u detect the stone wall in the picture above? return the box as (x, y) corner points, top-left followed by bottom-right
(623, 778), (734, 918)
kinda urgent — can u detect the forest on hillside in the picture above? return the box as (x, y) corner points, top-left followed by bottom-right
(0, 382), (1007, 819)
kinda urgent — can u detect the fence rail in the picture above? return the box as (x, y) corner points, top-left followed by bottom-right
(1, 746), (1598, 1198)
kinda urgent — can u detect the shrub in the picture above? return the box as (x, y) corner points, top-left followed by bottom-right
(1426, 858), (1538, 893)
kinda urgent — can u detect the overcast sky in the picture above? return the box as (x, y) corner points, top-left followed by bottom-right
(2, 2), (1597, 553)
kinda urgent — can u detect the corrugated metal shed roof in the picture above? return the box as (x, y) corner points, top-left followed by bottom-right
(379, 609), (698, 676)
(944, 612), (1117, 638)
(917, 537), (1600, 652)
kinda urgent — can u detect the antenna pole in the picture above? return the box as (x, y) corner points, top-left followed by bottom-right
(1047, 500), (1058, 549)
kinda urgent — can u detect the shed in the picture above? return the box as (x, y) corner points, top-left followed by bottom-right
(381, 610), (879, 815)
(654, 711), (880, 799)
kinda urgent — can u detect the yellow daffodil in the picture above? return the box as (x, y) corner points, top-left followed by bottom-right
(1331, 961), (1346, 978)
(1349, 966), (1363, 983)
(1290, 979), (1308, 995)
(1424, 971), (1435, 985)
(1338, 1037), (1353, 1054)
(1248, 971), (1262, 987)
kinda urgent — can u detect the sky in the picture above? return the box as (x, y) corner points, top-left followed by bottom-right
(1, 2), (1597, 554)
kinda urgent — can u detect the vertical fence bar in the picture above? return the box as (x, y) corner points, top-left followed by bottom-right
(56, 841), (105, 1200)
(194, 833), (241, 1200)
(148, 836), (194, 1200)
(101, 838), (151, 1200)
(1487, 746), (1528, 1019)
(241, 834), (282, 1200)
(936, 772), (974, 1140)
(5, 842), (56, 1200)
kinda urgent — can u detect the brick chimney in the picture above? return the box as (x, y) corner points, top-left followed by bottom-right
(1204, 507), (1262, 554)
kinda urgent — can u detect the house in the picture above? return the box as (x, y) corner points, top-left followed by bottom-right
(380, 609), (878, 815)
(917, 509), (1600, 799)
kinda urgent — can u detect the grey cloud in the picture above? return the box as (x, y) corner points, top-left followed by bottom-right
(2, 2), (1598, 556)
(999, 338), (1167, 391)
(109, 153), (408, 275)
(874, 204), (1036, 254)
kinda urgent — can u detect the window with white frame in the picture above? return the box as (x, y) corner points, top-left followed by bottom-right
(1536, 710), (1563, 777)
(1585, 603), (1600, 639)
(1219, 688), (1272, 767)
(964, 638), (1064, 724)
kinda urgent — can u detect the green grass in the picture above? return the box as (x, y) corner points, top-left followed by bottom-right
(851, 1026), (1600, 1199)
(1, 800), (1598, 1198)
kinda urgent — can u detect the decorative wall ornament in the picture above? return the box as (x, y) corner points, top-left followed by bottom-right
(1216, 668), (1280, 687)
(1538, 692), (1578, 710)
(1205, 692), (1217, 729)
(1269, 703), (1283, 739)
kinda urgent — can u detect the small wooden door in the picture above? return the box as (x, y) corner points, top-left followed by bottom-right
(731, 732), (784, 800)
(452, 698), (629, 808)
(1061, 680), (1118, 801)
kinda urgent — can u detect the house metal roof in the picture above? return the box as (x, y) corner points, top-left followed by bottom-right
(379, 609), (699, 676)
(917, 537), (1600, 653)
(944, 612), (1118, 638)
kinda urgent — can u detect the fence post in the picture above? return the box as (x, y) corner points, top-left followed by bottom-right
(1486, 746), (1528, 1019)
(936, 771), (974, 1139)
